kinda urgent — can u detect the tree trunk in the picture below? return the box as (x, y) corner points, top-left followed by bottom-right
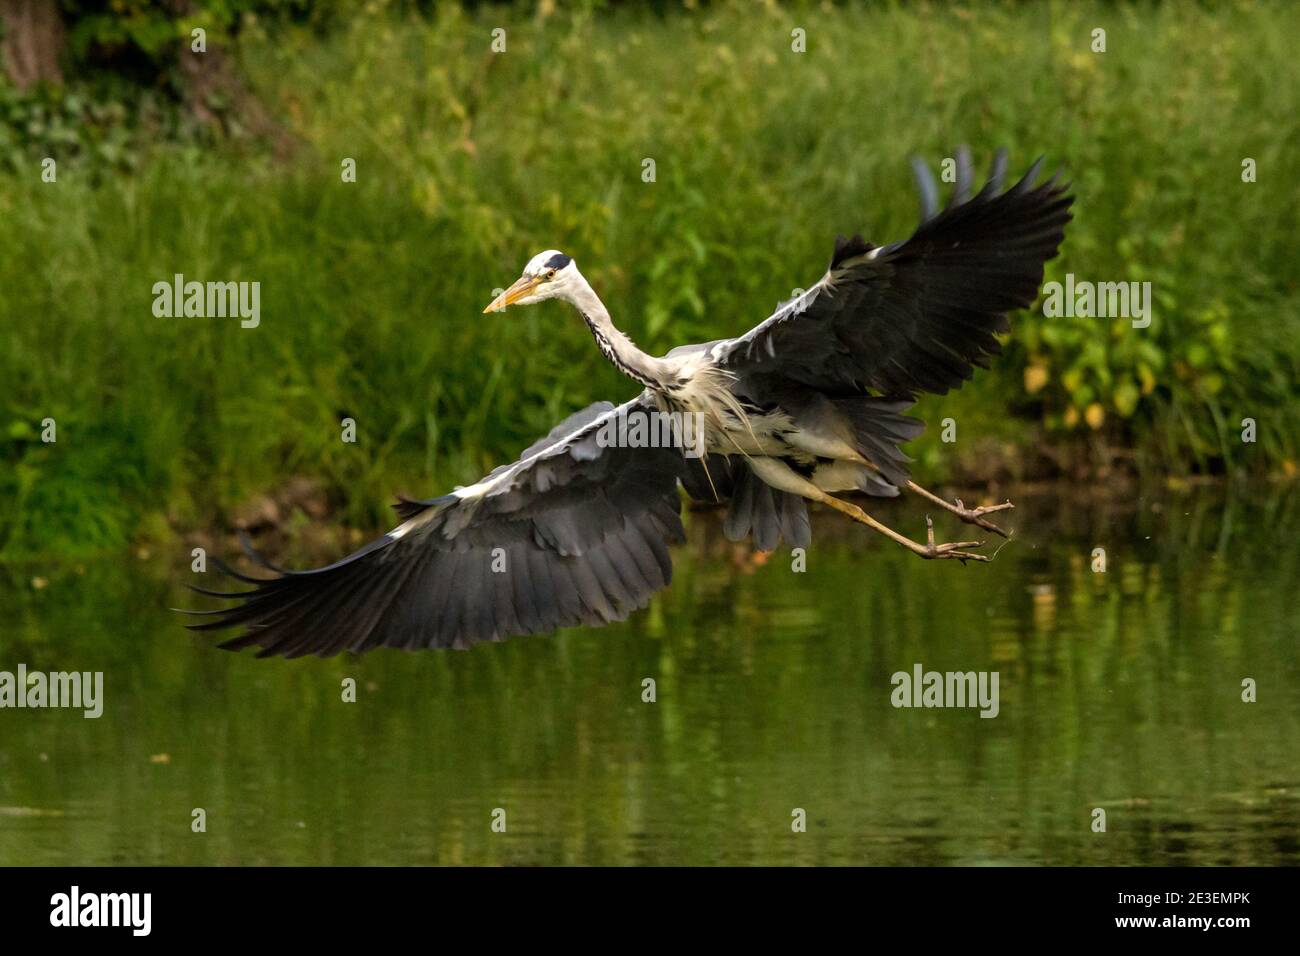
(168, 0), (293, 156)
(0, 0), (64, 90)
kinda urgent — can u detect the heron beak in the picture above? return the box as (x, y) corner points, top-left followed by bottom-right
(482, 275), (539, 313)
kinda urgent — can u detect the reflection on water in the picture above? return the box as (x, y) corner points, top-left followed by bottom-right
(0, 483), (1297, 865)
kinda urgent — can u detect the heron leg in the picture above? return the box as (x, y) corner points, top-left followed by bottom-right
(903, 481), (1014, 539)
(815, 492), (989, 562)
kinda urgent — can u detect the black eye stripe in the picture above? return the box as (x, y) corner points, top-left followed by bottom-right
(543, 253), (571, 270)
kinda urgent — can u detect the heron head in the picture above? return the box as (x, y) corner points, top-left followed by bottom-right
(483, 250), (579, 313)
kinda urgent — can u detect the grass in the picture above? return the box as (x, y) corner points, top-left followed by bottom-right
(1, 0), (1298, 558)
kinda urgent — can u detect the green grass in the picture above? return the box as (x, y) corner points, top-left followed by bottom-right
(2, 0), (1298, 557)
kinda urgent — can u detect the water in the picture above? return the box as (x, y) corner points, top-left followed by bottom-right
(1, 483), (1296, 865)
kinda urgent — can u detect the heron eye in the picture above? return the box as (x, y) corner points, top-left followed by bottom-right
(546, 270), (556, 280)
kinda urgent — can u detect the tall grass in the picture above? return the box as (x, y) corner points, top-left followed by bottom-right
(2, 0), (1298, 557)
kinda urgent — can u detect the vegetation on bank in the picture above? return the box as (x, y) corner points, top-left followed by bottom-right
(1, 0), (1297, 558)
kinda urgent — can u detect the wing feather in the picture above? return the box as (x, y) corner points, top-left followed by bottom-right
(714, 149), (1073, 400)
(185, 395), (686, 656)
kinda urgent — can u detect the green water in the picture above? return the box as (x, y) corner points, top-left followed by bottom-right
(1, 483), (1296, 865)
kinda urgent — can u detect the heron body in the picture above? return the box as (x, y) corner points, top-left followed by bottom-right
(187, 149), (1072, 656)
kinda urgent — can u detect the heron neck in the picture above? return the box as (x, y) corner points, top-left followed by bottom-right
(570, 276), (669, 390)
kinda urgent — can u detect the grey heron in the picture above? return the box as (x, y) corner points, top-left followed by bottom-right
(187, 148), (1072, 656)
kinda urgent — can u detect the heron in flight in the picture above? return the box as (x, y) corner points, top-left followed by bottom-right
(188, 149), (1071, 657)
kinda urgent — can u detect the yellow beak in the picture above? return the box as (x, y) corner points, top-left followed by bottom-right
(482, 274), (539, 313)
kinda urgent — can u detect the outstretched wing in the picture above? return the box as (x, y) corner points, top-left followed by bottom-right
(184, 395), (687, 657)
(712, 148), (1073, 399)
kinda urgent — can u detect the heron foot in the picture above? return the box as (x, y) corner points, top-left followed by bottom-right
(951, 498), (1014, 538)
(904, 481), (1014, 538)
(815, 492), (992, 564)
(918, 516), (989, 563)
